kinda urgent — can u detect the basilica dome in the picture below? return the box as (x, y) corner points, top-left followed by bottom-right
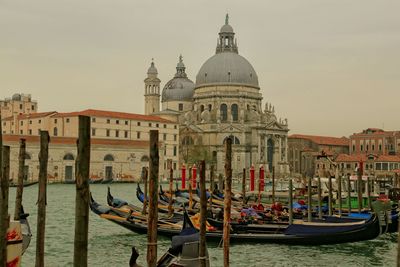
(196, 52), (259, 88)
(162, 55), (195, 102)
(195, 14), (259, 89)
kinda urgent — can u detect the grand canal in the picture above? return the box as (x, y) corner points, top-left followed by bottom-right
(8, 183), (398, 266)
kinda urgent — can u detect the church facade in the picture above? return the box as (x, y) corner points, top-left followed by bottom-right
(144, 15), (290, 178)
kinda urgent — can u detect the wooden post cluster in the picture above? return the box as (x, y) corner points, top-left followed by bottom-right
(199, 160), (207, 267)
(147, 130), (159, 267)
(142, 167), (148, 215)
(0, 146), (10, 267)
(307, 176), (312, 222)
(35, 131), (49, 267)
(223, 138), (232, 267)
(73, 116), (91, 267)
(317, 176), (322, 219)
(14, 138), (26, 221)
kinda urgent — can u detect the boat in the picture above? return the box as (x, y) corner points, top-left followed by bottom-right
(6, 207), (32, 266)
(9, 180), (38, 188)
(90, 194), (382, 245)
(107, 187), (184, 223)
(101, 178), (113, 184)
(89, 178), (103, 184)
(157, 211), (210, 266)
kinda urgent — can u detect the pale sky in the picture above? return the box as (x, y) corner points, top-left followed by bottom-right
(1, 0), (399, 137)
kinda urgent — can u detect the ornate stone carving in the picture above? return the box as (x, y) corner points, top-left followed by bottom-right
(200, 109), (210, 123)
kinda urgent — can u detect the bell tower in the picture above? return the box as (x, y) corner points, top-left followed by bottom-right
(144, 59), (161, 115)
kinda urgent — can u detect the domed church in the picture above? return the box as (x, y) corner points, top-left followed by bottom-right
(144, 14), (289, 177)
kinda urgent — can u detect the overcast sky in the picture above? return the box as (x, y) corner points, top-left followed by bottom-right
(1, 0), (399, 137)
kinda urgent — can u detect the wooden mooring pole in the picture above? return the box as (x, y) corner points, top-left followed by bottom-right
(272, 166), (275, 204)
(209, 165), (214, 209)
(0, 146), (10, 267)
(338, 172), (342, 217)
(328, 175), (333, 216)
(14, 138), (26, 221)
(73, 116), (91, 267)
(35, 131), (49, 267)
(357, 162), (363, 213)
(289, 178), (293, 225)
(168, 159), (174, 217)
(199, 160), (207, 267)
(367, 175), (371, 210)
(307, 176), (312, 222)
(142, 167), (148, 215)
(317, 176), (322, 219)
(347, 175), (352, 214)
(223, 138), (232, 267)
(242, 168), (246, 205)
(147, 130), (159, 267)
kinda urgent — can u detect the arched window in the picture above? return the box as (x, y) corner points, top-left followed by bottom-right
(223, 135), (240, 145)
(208, 104), (212, 111)
(231, 104), (238, 121)
(141, 155), (149, 162)
(63, 153), (74, 161)
(200, 105), (204, 113)
(104, 154), (114, 161)
(220, 104), (227, 122)
(53, 127), (58, 136)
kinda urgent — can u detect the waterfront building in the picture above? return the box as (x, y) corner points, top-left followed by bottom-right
(349, 128), (400, 155)
(0, 93), (38, 119)
(288, 134), (349, 177)
(3, 134), (153, 183)
(1, 103), (179, 182)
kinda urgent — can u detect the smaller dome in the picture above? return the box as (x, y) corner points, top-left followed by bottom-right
(162, 55), (195, 102)
(147, 60), (158, 75)
(220, 24), (233, 33)
(162, 78), (195, 102)
(12, 94), (22, 101)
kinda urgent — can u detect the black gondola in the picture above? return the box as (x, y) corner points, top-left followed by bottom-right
(89, 195), (382, 245)
(157, 211), (210, 266)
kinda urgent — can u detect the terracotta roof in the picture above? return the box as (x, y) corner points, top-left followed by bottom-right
(335, 153), (400, 163)
(2, 135), (150, 148)
(351, 128), (400, 137)
(335, 154), (367, 162)
(2, 111), (57, 121)
(54, 109), (174, 123)
(376, 155), (400, 162)
(289, 134), (349, 146)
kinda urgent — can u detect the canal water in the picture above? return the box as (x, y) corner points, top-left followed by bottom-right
(8, 183), (397, 266)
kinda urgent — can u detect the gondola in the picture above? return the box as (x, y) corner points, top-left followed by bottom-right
(9, 180), (38, 188)
(90, 195), (382, 245)
(89, 178), (103, 184)
(108, 187), (184, 223)
(157, 211), (210, 266)
(101, 178), (113, 184)
(6, 207), (32, 266)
